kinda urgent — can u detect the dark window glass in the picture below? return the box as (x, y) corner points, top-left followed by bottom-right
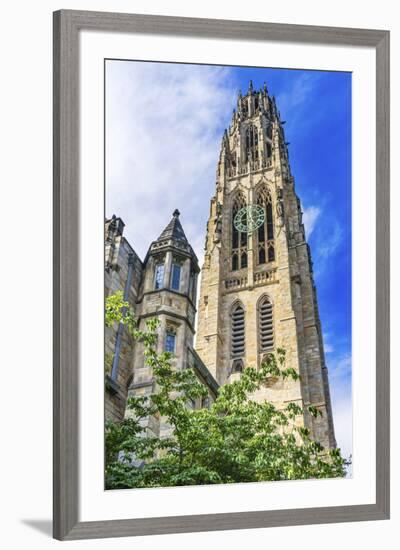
(232, 254), (239, 271)
(241, 252), (247, 269)
(171, 263), (181, 291)
(165, 331), (176, 353)
(232, 223), (239, 249)
(258, 223), (265, 244)
(232, 359), (244, 373)
(240, 211), (247, 246)
(267, 203), (274, 240)
(268, 245), (275, 262)
(259, 248), (266, 264)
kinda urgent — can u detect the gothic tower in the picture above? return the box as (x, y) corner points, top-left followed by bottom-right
(104, 209), (219, 428)
(195, 81), (336, 448)
(127, 209), (203, 437)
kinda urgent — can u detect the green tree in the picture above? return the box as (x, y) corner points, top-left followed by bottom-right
(105, 292), (348, 489)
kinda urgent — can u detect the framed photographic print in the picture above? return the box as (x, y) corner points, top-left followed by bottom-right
(53, 10), (390, 541)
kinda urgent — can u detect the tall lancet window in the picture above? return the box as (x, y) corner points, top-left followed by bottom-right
(258, 296), (274, 352)
(231, 193), (247, 271)
(231, 303), (245, 358)
(245, 124), (259, 162)
(256, 187), (275, 264)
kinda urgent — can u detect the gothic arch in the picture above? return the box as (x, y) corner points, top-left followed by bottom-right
(256, 292), (274, 308)
(245, 123), (259, 162)
(231, 191), (247, 271)
(255, 185), (275, 265)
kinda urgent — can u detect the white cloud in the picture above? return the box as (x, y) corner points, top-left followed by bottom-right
(322, 333), (334, 353)
(302, 205), (321, 238)
(276, 72), (317, 115)
(312, 220), (344, 281)
(331, 394), (353, 472)
(106, 60), (236, 262)
(317, 222), (343, 259)
(326, 352), (352, 465)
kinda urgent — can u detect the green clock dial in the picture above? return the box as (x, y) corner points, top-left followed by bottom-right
(234, 205), (265, 234)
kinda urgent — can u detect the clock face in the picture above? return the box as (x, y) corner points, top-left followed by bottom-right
(234, 205), (265, 234)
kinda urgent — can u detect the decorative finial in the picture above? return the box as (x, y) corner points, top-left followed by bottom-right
(249, 80), (253, 93)
(263, 82), (268, 94)
(173, 209), (180, 218)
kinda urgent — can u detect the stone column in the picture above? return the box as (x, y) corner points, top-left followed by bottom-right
(181, 258), (191, 295)
(143, 256), (154, 292)
(191, 273), (198, 304)
(163, 250), (173, 288)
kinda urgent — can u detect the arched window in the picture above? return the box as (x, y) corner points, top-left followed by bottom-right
(165, 328), (177, 353)
(154, 262), (165, 289)
(231, 303), (245, 357)
(232, 359), (244, 373)
(231, 193), (247, 271)
(245, 124), (259, 162)
(256, 186), (275, 265)
(259, 296), (274, 351)
(171, 262), (181, 291)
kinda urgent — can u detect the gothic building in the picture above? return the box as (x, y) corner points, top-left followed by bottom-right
(105, 80), (336, 450)
(105, 211), (218, 434)
(195, 81), (336, 449)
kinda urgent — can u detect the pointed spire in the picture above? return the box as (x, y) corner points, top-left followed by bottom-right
(248, 80), (254, 93)
(157, 209), (188, 244)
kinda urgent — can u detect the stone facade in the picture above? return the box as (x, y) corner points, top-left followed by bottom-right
(105, 80), (336, 450)
(105, 211), (218, 433)
(105, 216), (143, 422)
(195, 82), (336, 449)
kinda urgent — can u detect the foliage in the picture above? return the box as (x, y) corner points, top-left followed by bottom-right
(105, 292), (348, 489)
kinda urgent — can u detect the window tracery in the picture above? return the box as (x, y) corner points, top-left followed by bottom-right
(256, 187), (275, 264)
(231, 193), (247, 271)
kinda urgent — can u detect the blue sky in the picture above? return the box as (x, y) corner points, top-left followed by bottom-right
(106, 60), (352, 461)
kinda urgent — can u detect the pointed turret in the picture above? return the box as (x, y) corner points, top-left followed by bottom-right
(142, 209), (199, 299)
(157, 209), (188, 245)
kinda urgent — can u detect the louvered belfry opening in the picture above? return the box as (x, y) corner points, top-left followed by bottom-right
(259, 297), (274, 351)
(231, 304), (245, 358)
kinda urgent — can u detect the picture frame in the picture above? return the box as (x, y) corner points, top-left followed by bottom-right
(53, 9), (390, 541)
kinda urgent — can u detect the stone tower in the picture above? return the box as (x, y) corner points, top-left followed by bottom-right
(127, 210), (204, 437)
(104, 210), (219, 427)
(195, 81), (336, 449)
